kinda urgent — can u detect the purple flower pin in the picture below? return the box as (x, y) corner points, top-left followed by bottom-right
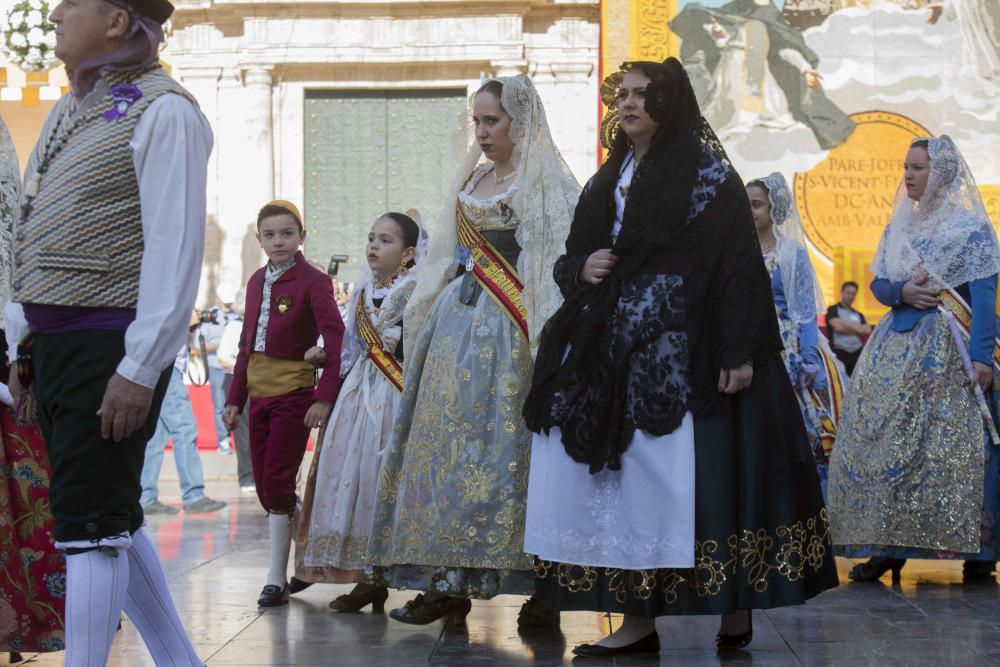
(103, 84), (142, 122)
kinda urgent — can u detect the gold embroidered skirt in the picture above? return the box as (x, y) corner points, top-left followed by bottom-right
(366, 278), (535, 598)
(828, 311), (985, 555)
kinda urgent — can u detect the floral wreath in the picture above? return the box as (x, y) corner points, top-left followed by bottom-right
(2, 0), (57, 71)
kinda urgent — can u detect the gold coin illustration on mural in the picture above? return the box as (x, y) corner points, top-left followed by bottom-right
(793, 111), (932, 261)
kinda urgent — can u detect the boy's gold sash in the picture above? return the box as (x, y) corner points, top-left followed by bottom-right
(456, 204), (529, 340)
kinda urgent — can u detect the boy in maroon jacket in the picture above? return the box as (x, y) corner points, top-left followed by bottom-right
(223, 200), (344, 607)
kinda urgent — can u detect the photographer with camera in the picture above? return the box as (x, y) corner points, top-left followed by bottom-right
(198, 285), (242, 454)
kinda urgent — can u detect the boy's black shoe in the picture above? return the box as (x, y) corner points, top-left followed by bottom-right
(257, 584), (290, 607)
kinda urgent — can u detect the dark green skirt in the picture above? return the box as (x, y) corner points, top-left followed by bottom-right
(532, 355), (839, 617)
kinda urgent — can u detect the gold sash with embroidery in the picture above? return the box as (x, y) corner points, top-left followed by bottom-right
(937, 286), (1000, 445)
(938, 287), (1000, 373)
(355, 290), (404, 393)
(456, 204), (529, 340)
(802, 344), (845, 455)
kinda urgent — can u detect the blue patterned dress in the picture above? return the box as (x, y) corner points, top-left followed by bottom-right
(764, 247), (846, 497)
(829, 275), (1000, 561)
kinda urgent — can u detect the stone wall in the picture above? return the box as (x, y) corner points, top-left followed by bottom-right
(164, 0), (600, 305)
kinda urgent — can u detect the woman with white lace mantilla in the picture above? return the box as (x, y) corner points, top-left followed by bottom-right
(828, 136), (1000, 584)
(523, 58), (838, 657)
(366, 75), (580, 626)
(747, 172), (848, 497)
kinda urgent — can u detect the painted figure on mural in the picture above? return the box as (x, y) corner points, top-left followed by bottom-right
(782, 0), (840, 29)
(927, 0), (1000, 82)
(522, 59), (838, 656)
(828, 135), (1000, 583)
(747, 172), (848, 496)
(291, 211), (427, 612)
(366, 74), (579, 627)
(670, 0), (856, 150)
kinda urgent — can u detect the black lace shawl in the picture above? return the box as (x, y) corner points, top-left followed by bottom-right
(523, 59), (781, 474)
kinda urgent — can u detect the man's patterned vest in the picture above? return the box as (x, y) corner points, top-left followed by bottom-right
(12, 66), (196, 308)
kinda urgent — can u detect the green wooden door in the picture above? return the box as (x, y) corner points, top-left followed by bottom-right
(304, 89), (469, 281)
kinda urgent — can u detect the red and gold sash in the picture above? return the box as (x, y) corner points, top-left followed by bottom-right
(803, 344), (845, 455)
(355, 291), (404, 393)
(938, 287), (1000, 373)
(456, 204), (529, 340)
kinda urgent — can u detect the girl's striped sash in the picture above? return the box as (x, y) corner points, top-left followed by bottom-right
(355, 291), (404, 393)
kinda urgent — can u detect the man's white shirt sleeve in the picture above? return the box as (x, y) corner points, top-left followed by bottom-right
(117, 93), (213, 388)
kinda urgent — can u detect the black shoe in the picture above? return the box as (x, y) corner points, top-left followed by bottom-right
(963, 560), (996, 584)
(517, 596), (561, 629)
(389, 594), (471, 626)
(288, 577), (314, 594)
(716, 610), (753, 650)
(848, 557), (906, 582)
(10, 652), (24, 664)
(572, 632), (660, 657)
(257, 584), (290, 607)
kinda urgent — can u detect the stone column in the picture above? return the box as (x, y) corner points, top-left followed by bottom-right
(532, 61), (597, 183)
(217, 66), (274, 290)
(173, 66), (221, 307)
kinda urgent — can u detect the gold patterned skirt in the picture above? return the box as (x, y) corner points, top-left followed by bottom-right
(366, 278), (536, 598)
(828, 311), (987, 556)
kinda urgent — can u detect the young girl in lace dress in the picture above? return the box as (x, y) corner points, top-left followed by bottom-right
(292, 212), (425, 612)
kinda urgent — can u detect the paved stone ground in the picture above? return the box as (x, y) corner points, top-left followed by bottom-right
(15, 452), (1000, 666)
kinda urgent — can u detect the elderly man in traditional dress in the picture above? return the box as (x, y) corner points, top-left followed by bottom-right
(6, 0), (212, 664)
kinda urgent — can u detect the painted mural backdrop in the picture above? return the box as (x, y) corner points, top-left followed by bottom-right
(604, 0), (1000, 320)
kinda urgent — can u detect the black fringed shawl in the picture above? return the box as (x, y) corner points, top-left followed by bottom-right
(523, 58), (781, 474)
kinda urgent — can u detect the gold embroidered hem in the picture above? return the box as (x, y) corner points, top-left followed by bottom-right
(535, 509), (832, 605)
(301, 529), (370, 573)
(828, 312), (984, 553)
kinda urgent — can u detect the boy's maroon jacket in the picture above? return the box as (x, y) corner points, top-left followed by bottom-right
(227, 251), (345, 407)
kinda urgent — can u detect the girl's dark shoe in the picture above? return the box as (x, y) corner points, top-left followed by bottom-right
(329, 586), (389, 613)
(848, 557), (906, 582)
(389, 594), (471, 626)
(288, 577), (313, 594)
(716, 610), (753, 650)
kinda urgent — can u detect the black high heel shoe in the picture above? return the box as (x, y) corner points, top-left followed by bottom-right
(848, 557), (906, 582)
(716, 610), (752, 650)
(389, 594), (471, 626)
(329, 586), (389, 613)
(962, 560), (996, 584)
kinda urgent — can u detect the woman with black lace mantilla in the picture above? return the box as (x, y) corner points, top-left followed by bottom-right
(522, 58), (838, 657)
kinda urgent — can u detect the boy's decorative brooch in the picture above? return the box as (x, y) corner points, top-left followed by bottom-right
(275, 294), (293, 314)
